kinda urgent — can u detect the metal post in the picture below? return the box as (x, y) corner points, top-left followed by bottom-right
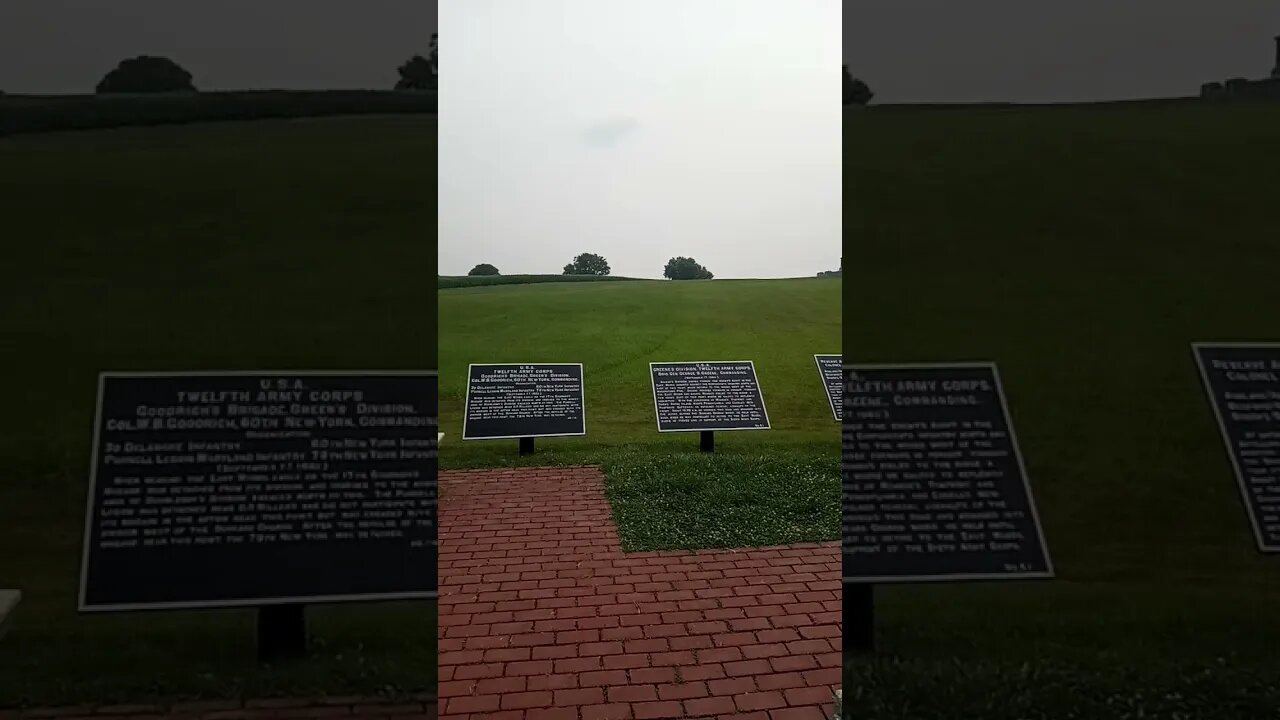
(518, 437), (535, 456)
(845, 584), (875, 653)
(257, 604), (306, 663)
(699, 431), (714, 453)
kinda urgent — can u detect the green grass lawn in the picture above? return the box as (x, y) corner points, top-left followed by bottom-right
(601, 447), (838, 551)
(438, 277), (842, 550)
(842, 103), (1280, 717)
(0, 116), (437, 707)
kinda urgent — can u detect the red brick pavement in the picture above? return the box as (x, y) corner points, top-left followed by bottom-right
(437, 466), (841, 720)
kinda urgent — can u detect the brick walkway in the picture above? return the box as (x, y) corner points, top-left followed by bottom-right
(438, 466), (841, 720)
(0, 697), (436, 720)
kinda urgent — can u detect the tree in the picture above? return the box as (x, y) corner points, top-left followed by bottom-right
(663, 257), (713, 280)
(396, 56), (433, 90)
(563, 252), (611, 276)
(843, 65), (872, 106)
(96, 56), (195, 94)
(396, 34), (437, 90)
(468, 263), (499, 276)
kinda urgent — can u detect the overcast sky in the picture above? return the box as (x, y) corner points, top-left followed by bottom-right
(848, 1), (1280, 104)
(438, 0), (842, 280)
(5, 2), (1278, 102)
(0, 1), (437, 93)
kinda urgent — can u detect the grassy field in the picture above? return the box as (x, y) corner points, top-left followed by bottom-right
(0, 116), (437, 707)
(438, 278), (842, 550)
(0, 91), (437, 136)
(843, 103), (1280, 717)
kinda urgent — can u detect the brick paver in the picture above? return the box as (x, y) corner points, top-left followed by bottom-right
(438, 466), (840, 720)
(0, 697), (437, 720)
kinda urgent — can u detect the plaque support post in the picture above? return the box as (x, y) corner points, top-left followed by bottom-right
(257, 604), (306, 663)
(519, 437), (535, 456)
(699, 431), (714, 453)
(846, 584), (875, 653)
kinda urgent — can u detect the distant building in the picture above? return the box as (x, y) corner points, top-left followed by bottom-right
(1201, 35), (1280, 99)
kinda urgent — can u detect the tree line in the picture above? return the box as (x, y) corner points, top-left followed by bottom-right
(83, 39), (873, 106)
(844, 66), (873, 105)
(467, 253), (714, 281)
(89, 34), (437, 94)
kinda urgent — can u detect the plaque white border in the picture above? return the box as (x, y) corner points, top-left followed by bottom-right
(1191, 341), (1280, 553)
(649, 360), (772, 433)
(814, 354), (842, 422)
(460, 362), (587, 440)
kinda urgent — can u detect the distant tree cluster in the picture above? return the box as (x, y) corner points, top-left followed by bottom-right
(96, 56), (196, 94)
(465, 253), (717, 281)
(397, 34), (438, 91)
(664, 257), (713, 280)
(90, 39), (439, 96)
(844, 65), (872, 106)
(563, 253), (611, 276)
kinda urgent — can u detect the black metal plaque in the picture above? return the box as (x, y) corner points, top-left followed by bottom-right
(842, 363), (1052, 583)
(650, 361), (770, 432)
(1193, 343), (1280, 552)
(462, 363), (586, 440)
(815, 354), (842, 421)
(79, 371), (438, 611)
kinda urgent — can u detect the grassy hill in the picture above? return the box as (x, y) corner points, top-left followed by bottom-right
(439, 277), (842, 551)
(842, 103), (1280, 717)
(0, 91), (437, 136)
(439, 277), (840, 448)
(0, 116), (437, 706)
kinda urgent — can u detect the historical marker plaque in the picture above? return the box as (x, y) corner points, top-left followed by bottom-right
(462, 363), (586, 439)
(79, 371), (438, 612)
(815, 354), (842, 421)
(842, 363), (1052, 582)
(650, 361), (770, 432)
(1193, 343), (1280, 552)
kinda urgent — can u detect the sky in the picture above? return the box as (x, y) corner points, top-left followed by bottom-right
(3, 2), (1276, 101)
(0, 1), (438, 93)
(847, 1), (1280, 104)
(438, 0), (843, 280)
